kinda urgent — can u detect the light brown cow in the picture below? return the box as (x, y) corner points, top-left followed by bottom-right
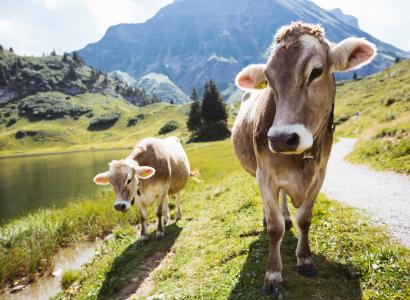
(232, 22), (376, 296)
(93, 136), (190, 240)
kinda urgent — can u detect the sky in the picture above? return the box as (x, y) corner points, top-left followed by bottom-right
(0, 0), (409, 56)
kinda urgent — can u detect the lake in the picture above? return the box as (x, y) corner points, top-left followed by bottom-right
(0, 149), (130, 222)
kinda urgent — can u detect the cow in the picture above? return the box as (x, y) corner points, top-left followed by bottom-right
(93, 136), (190, 240)
(232, 22), (376, 296)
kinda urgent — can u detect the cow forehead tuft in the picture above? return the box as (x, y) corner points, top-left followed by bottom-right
(274, 21), (325, 46)
(108, 159), (138, 176)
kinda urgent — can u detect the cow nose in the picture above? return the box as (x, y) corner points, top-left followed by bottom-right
(268, 132), (299, 153)
(114, 203), (126, 211)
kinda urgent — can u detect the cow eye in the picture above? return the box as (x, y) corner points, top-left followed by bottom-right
(309, 67), (323, 83)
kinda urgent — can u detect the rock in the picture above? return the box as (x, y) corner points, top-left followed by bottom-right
(10, 284), (27, 293)
(147, 294), (165, 300)
(52, 268), (62, 277)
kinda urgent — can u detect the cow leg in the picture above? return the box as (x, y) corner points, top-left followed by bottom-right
(156, 192), (166, 239)
(257, 170), (284, 297)
(295, 202), (316, 277)
(280, 190), (292, 231)
(137, 202), (149, 242)
(175, 191), (182, 221)
(164, 195), (170, 225)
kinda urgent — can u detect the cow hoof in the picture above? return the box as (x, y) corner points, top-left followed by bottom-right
(285, 219), (293, 231)
(164, 217), (169, 225)
(297, 264), (317, 277)
(263, 217), (267, 230)
(156, 231), (165, 240)
(263, 272), (283, 298)
(138, 235), (148, 244)
(262, 281), (282, 298)
(175, 215), (182, 222)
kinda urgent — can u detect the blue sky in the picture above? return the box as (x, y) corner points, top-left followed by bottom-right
(0, 0), (409, 56)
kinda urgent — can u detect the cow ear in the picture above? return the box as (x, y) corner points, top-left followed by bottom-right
(93, 171), (110, 185)
(331, 38), (376, 72)
(235, 64), (267, 90)
(136, 166), (155, 179)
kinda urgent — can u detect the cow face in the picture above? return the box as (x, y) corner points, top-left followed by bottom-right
(93, 159), (155, 212)
(235, 23), (376, 154)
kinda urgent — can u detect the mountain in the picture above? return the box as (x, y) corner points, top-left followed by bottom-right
(0, 49), (158, 106)
(329, 8), (359, 29)
(110, 71), (190, 104)
(134, 73), (189, 104)
(78, 0), (408, 94)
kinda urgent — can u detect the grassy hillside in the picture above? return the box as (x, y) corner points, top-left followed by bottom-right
(0, 49), (158, 105)
(335, 59), (410, 174)
(0, 92), (189, 157)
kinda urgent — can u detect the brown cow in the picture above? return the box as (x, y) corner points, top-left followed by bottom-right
(93, 136), (190, 240)
(232, 22), (376, 296)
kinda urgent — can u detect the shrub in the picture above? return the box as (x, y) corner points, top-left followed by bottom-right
(15, 130), (37, 139)
(127, 114), (144, 127)
(18, 94), (91, 121)
(159, 121), (178, 135)
(334, 115), (350, 125)
(6, 117), (17, 127)
(88, 112), (121, 131)
(61, 270), (81, 289)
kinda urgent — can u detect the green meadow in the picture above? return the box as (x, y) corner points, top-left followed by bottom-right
(335, 59), (410, 174)
(0, 140), (408, 299)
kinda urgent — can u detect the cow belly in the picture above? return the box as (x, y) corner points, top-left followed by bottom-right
(232, 123), (257, 177)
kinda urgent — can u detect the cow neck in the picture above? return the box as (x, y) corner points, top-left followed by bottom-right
(302, 74), (336, 161)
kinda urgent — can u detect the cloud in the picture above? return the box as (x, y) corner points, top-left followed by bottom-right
(0, 0), (409, 56)
(0, 0), (173, 56)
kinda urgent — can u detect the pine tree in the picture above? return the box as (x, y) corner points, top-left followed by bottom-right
(352, 72), (358, 81)
(9, 47), (13, 53)
(199, 80), (230, 140)
(72, 51), (84, 65)
(62, 52), (69, 62)
(186, 88), (202, 137)
(395, 57), (401, 63)
(50, 49), (57, 56)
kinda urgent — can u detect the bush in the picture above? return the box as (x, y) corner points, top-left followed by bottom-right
(15, 130), (37, 139)
(18, 94), (91, 121)
(158, 121), (178, 135)
(6, 117), (17, 127)
(61, 270), (81, 289)
(334, 115), (350, 125)
(127, 114), (144, 127)
(88, 112), (121, 131)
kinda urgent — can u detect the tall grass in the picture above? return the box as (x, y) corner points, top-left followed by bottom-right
(0, 189), (139, 288)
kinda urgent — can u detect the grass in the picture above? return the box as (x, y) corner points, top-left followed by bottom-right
(335, 59), (410, 174)
(44, 140), (409, 300)
(61, 270), (81, 290)
(0, 189), (140, 288)
(0, 92), (190, 157)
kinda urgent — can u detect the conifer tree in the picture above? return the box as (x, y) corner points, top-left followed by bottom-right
(199, 80), (230, 140)
(186, 87), (202, 137)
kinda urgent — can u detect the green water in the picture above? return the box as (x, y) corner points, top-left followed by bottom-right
(0, 149), (130, 222)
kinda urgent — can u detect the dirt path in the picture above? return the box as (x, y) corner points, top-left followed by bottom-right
(322, 138), (410, 247)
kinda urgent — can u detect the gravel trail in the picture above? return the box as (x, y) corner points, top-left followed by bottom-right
(322, 138), (410, 247)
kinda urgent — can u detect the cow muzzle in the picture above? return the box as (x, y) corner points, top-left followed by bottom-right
(267, 124), (313, 154)
(114, 199), (131, 212)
